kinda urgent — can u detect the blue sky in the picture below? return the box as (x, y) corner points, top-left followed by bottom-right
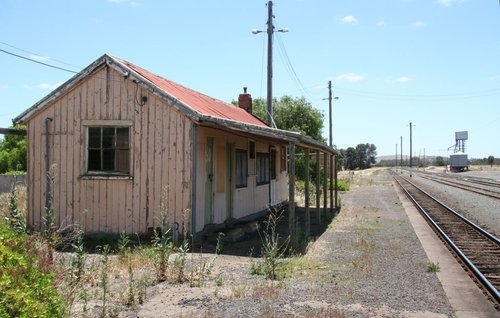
(1, 0), (499, 159)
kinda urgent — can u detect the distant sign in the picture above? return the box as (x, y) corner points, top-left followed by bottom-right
(455, 131), (468, 140)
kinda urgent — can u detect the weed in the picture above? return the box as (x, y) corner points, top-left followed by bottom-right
(152, 187), (174, 282)
(174, 238), (190, 282)
(117, 231), (131, 257)
(426, 261), (440, 273)
(7, 176), (25, 234)
(254, 205), (290, 280)
(126, 253), (135, 306)
(80, 288), (89, 316)
(99, 244), (111, 318)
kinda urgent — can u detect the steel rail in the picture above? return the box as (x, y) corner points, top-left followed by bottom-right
(394, 174), (500, 304)
(420, 174), (500, 200)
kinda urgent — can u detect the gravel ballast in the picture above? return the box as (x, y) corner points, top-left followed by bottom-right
(407, 169), (500, 236)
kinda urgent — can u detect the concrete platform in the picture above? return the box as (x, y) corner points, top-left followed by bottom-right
(393, 180), (499, 317)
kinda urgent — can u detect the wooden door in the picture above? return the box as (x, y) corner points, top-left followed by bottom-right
(204, 137), (214, 224)
(226, 143), (233, 219)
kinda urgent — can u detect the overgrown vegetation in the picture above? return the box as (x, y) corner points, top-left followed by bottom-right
(0, 125), (27, 173)
(251, 206), (290, 280)
(0, 222), (65, 317)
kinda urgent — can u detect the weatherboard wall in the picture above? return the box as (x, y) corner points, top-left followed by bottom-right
(195, 126), (289, 233)
(26, 66), (192, 234)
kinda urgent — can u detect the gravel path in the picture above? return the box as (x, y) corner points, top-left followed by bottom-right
(74, 168), (457, 317)
(173, 169), (454, 317)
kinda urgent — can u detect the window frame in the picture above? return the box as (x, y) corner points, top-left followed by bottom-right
(82, 120), (132, 178)
(280, 146), (287, 172)
(235, 149), (248, 188)
(256, 152), (270, 185)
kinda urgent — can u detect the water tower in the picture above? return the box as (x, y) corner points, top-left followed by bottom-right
(450, 131), (468, 172)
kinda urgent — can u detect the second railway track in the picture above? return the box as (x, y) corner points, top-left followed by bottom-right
(393, 172), (500, 307)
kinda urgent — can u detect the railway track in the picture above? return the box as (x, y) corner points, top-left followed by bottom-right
(418, 174), (500, 200)
(393, 173), (500, 306)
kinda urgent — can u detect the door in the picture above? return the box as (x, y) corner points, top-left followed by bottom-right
(204, 137), (214, 224)
(226, 143), (233, 219)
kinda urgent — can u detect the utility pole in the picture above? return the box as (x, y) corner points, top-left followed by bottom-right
(252, 1), (288, 128)
(409, 122), (412, 177)
(400, 136), (403, 174)
(266, 1), (273, 127)
(328, 80), (332, 147)
(396, 143), (398, 168)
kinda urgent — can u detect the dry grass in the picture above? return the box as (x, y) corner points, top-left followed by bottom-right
(0, 185), (27, 219)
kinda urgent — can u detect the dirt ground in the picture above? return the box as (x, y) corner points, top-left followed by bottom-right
(63, 168), (458, 318)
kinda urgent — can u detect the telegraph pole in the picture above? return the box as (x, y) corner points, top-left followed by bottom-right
(396, 143), (398, 168)
(328, 80), (332, 147)
(252, 1), (288, 128)
(409, 122), (412, 177)
(266, 1), (273, 127)
(400, 136), (403, 174)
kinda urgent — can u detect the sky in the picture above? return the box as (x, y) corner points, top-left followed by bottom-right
(1, 0), (499, 159)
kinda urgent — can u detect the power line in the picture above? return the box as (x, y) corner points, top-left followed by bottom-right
(0, 41), (81, 69)
(0, 48), (78, 74)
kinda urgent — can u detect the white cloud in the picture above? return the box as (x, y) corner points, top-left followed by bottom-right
(376, 21), (386, 27)
(412, 21), (426, 27)
(397, 76), (412, 83)
(107, 0), (141, 6)
(37, 82), (63, 90)
(339, 15), (359, 25)
(0, 85), (7, 90)
(335, 73), (364, 82)
(488, 75), (500, 81)
(436, 0), (464, 7)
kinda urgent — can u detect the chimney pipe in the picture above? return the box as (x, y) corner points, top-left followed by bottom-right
(238, 87), (252, 114)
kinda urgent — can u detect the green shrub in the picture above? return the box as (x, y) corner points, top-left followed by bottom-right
(336, 179), (350, 191)
(0, 222), (65, 317)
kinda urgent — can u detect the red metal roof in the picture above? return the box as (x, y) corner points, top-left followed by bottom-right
(115, 57), (268, 128)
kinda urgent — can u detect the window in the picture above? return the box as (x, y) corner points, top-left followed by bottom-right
(280, 146), (287, 172)
(270, 148), (276, 180)
(87, 126), (130, 174)
(256, 152), (270, 185)
(236, 149), (248, 188)
(249, 141), (256, 159)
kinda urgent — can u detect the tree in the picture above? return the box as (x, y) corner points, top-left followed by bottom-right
(434, 156), (446, 167)
(341, 143), (377, 170)
(245, 96), (325, 142)
(487, 155), (495, 167)
(0, 125), (27, 174)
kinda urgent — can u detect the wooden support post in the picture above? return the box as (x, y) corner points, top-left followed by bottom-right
(315, 150), (321, 225)
(288, 142), (296, 237)
(304, 147), (310, 237)
(334, 155), (338, 209)
(323, 151), (328, 219)
(329, 154), (334, 213)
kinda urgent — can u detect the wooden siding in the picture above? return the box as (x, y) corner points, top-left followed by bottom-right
(26, 66), (192, 234)
(195, 127), (288, 233)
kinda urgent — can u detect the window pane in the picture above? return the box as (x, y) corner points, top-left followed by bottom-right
(115, 149), (130, 172)
(88, 149), (101, 170)
(88, 128), (101, 148)
(116, 128), (129, 149)
(236, 149), (247, 188)
(102, 149), (115, 170)
(102, 127), (115, 148)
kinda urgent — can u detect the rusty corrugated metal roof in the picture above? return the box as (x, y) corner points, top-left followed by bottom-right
(114, 57), (268, 128)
